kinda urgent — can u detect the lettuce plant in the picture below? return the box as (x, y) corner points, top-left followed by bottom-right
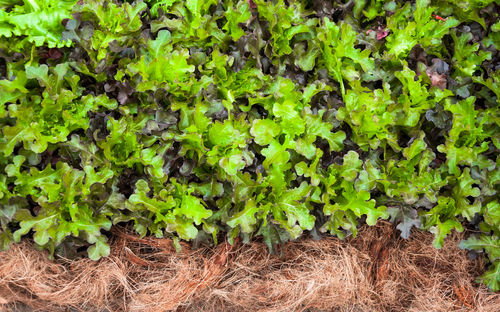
(0, 0), (499, 290)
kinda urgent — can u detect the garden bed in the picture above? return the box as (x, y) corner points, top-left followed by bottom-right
(1, 1), (499, 309)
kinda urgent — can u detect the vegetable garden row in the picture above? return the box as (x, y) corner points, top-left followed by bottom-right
(0, 0), (499, 290)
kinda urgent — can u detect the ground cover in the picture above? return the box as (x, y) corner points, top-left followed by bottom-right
(0, 0), (499, 301)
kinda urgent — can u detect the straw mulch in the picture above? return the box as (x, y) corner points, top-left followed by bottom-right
(0, 221), (498, 312)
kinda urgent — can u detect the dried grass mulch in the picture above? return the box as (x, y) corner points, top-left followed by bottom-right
(0, 221), (499, 312)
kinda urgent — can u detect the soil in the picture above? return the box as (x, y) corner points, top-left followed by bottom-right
(1, 222), (499, 312)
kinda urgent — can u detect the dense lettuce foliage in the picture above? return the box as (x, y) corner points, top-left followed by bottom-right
(0, 0), (499, 290)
